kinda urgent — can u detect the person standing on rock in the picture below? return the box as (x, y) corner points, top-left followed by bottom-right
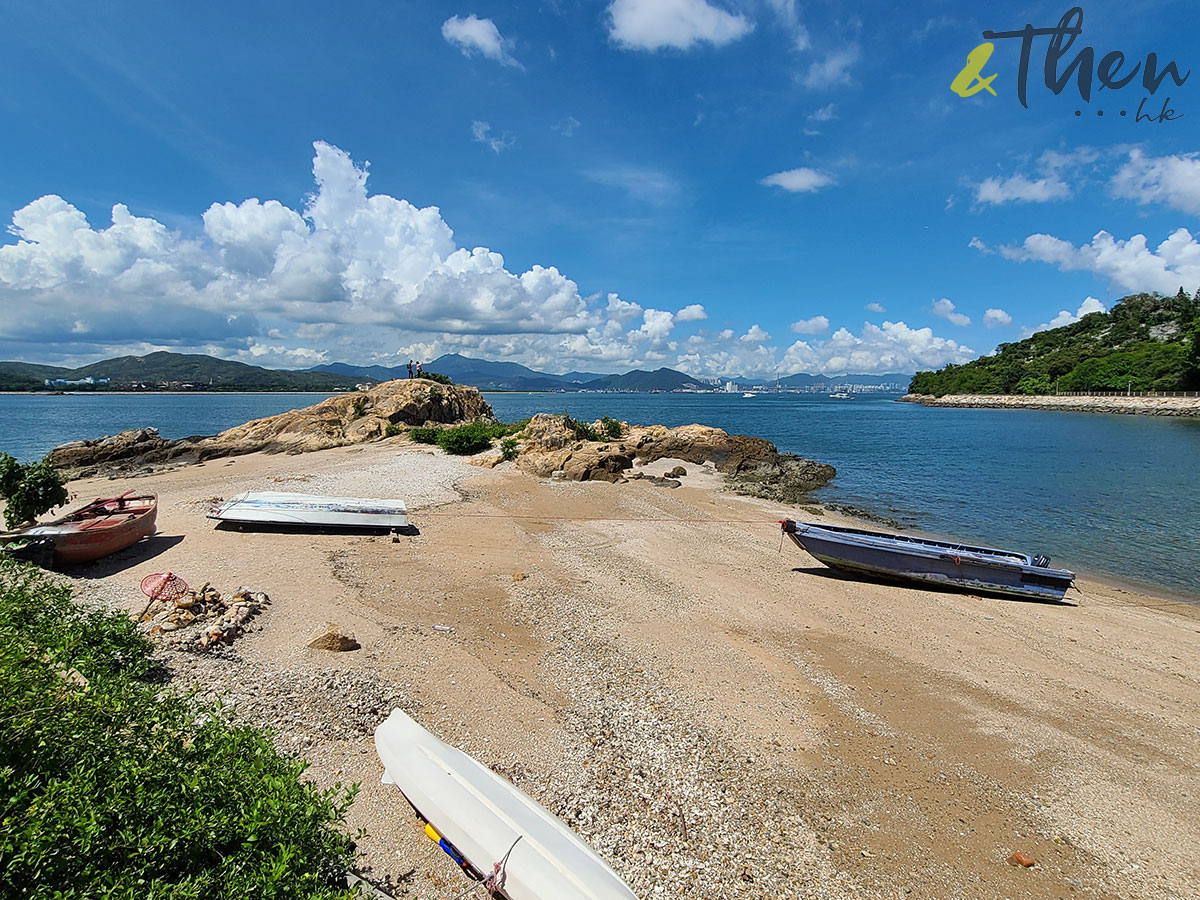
(407, 360), (414, 378)
(415, 361), (423, 377)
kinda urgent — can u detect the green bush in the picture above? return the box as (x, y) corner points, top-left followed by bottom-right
(500, 437), (519, 461)
(408, 427), (440, 444)
(599, 416), (623, 438)
(417, 371), (453, 385)
(384, 422), (402, 437)
(437, 421), (496, 455)
(0, 455), (69, 529)
(0, 556), (360, 899)
(562, 413), (601, 442)
(350, 396), (369, 419)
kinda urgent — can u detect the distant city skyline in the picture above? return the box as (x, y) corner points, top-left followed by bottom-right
(1, 1), (1196, 377)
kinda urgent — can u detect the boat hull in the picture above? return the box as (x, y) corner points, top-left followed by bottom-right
(23, 495), (158, 565)
(782, 520), (1075, 601)
(375, 709), (638, 900)
(208, 491), (409, 530)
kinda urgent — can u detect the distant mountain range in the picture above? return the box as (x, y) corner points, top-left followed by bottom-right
(0, 349), (910, 393)
(0, 351), (364, 392)
(311, 354), (910, 392)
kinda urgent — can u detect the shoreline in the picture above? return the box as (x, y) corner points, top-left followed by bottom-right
(42, 440), (1200, 900)
(900, 392), (1200, 416)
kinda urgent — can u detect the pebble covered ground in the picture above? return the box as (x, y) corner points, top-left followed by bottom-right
(62, 440), (1200, 900)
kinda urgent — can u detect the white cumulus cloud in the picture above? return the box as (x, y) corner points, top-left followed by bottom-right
(1110, 149), (1200, 215)
(999, 228), (1200, 295)
(442, 15), (523, 69)
(790, 315), (829, 334)
(760, 167), (835, 193)
(675, 303), (707, 321)
(607, 0), (753, 51)
(931, 298), (970, 326)
(975, 174), (1071, 206)
(865, 302), (885, 312)
(780, 320), (974, 375)
(1025, 297), (1106, 336)
(983, 307), (1012, 328)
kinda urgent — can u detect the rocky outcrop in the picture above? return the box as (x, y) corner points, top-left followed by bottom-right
(513, 414), (835, 500)
(900, 393), (1200, 416)
(47, 379), (494, 479)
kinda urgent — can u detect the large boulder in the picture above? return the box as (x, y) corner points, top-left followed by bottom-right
(47, 379), (494, 479)
(513, 413), (835, 499)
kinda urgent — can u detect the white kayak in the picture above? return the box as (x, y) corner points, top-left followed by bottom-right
(208, 491), (408, 529)
(374, 708), (639, 900)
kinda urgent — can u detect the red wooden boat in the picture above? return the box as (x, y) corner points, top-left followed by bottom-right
(21, 492), (158, 565)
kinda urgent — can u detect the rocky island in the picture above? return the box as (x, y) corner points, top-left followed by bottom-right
(46, 378), (836, 502)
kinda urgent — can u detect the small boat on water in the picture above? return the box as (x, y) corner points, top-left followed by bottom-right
(375, 708), (639, 900)
(16, 493), (158, 566)
(208, 491), (408, 530)
(828, 391), (854, 399)
(742, 392), (757, 398)
(780, 519), (1075, 602)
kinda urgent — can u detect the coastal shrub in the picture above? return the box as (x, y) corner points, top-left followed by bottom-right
(0, 555), (360, 900)
(417, 371), (453, 385)
(562, 413), (601, 442)
(500, 437), (519, 461)
(350, 395), (369, 419)
(384, 422), (402, 437)
(0, 455), (69, 529)
(408, 426), (440, 444)
(599, 415), (623, 438)
(437, 421), (496, 455)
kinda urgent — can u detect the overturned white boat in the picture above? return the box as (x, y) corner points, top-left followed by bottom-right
(375, 708), (639, 900)
(208, 491), (408, 530)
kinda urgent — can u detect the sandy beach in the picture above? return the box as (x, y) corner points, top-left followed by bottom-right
(57, 438), (1199, 900)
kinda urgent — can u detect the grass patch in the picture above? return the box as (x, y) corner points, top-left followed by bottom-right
(0, 556), (360, 900)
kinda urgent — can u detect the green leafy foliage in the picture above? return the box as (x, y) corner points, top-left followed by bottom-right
(437, 421), (499, 455)
(407, 427), (440, 444)
(408, 420), (528, 455)
(384, 422), (402, 437)
(0, 456), (69, 529)
(598, 416), (624, 438)
(500, 437), (519, 461)
(350, 396), (369, 419)
(562, 413), (601, 442)
(910, 291), (1200, 396)
(0, 556), (360, 899)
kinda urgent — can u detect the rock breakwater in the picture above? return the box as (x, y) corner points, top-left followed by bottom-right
(900, 393), (1200, 417)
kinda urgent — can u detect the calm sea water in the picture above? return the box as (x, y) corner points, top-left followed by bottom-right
(2, 391), (1197, 598)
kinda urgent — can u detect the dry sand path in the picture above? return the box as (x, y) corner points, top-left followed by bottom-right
(62, 440), (1199, 900)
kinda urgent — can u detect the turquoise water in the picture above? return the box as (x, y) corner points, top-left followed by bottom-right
(1, 391), (1197, 598)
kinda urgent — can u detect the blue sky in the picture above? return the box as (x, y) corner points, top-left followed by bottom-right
(1, 0), (1197, 377)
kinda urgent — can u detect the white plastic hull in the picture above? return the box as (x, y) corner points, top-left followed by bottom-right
(375, 709), (638, 900)
(208, 491), (408, 529)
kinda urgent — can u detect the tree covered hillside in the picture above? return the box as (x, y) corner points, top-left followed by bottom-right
(909, 291), (1200, 396)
